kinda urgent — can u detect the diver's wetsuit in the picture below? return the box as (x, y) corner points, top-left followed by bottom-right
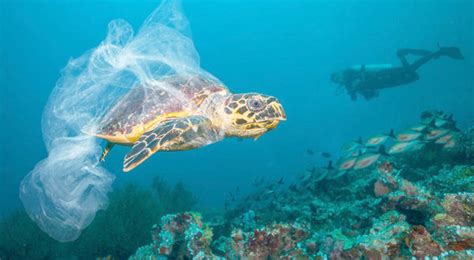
(333, 47), (463, 100)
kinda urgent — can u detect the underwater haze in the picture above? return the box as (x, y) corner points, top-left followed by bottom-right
(0, 0), (473, 258)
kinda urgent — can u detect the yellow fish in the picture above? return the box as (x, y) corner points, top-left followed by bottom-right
(435, 133), (453, 144)
(425, 129), (449, 140)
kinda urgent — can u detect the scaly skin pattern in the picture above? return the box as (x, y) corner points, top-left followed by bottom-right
(217, 93), (286, 138)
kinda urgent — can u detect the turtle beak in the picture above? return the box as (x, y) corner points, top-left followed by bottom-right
(271, 102), (286, 121)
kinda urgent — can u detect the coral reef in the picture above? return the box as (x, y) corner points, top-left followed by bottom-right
(130, 212), (214, 259)
(131, 212), (313, 259)
(131, 113), (473, 258)
(431, 193), (474, 252)
(224, 222), (310, 258)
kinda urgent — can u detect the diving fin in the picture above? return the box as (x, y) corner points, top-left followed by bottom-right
(439, 46), (464, 60)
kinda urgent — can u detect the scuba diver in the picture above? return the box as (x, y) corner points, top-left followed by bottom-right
(331, 47), (464, 101)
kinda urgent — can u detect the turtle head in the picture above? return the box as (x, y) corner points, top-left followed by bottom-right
(221, 93), (286, 138)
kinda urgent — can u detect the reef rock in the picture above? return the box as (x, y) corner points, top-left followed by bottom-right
(130, 212), (214, 259)
(130, 114), (474, 259)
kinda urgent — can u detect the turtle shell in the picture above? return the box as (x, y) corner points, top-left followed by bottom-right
(96, 75), (229, 143)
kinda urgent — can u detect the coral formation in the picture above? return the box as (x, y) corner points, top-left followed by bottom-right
(225, 222), (310, 258)
(130, 112), (473, 259)
(130, 212), (214, 259)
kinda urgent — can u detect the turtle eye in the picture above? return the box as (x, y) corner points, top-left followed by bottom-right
(247, 98), (265, 112)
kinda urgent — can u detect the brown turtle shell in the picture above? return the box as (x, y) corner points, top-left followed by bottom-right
(95, 75), (228, 143)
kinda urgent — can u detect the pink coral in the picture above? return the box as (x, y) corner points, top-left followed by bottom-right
(227, 223), (309, 258)
(440, 194), (474, 226)
(401, 180), (419, 196)
(374, 180), (391, 197)
(377, 161), (394, 174)
(405, 226), (443, 257)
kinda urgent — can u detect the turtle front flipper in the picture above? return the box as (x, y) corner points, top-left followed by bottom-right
(123, 116), (221, 172)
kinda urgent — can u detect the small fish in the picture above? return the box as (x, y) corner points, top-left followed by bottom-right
(341, 137), (363, 153)
(435, 118), (448, 128)
(312, 169), (328, 182)
(365, 135), (388, 147)
(365, 130), (394, 147)
(421, 110), (444, 120)
(325, 170), (347, 180)
(435, 133), (453, 144)
(421, 117), (434, 125)
(420, 110), (434, 120)
(396, 130), (422, 142)
(443, 114), (457, 129)
(342, 147), (368, 158)
(443, 138), (459, 149)
(343, 150), (357, 158)
(337, 157), (357, 171)
(410, 124), (428, 132)
(348, 150), (361, 157)
(354, 153), (381, 170)
(306, 149), (315, 155)
(320, 152), (332, 158)
(388, 140), (424, 155)
(425, 129), (449, 140)
(420, 110), (445, 125)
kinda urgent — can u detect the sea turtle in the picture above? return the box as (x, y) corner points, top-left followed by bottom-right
(94, 75), (286, 172)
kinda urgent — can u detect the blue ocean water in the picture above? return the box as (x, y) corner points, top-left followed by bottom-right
(0, 0), (472, 222)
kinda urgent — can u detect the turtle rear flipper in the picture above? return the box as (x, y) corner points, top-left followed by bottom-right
(100, 142), (115, 162)
(123, 116), (220, 172)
